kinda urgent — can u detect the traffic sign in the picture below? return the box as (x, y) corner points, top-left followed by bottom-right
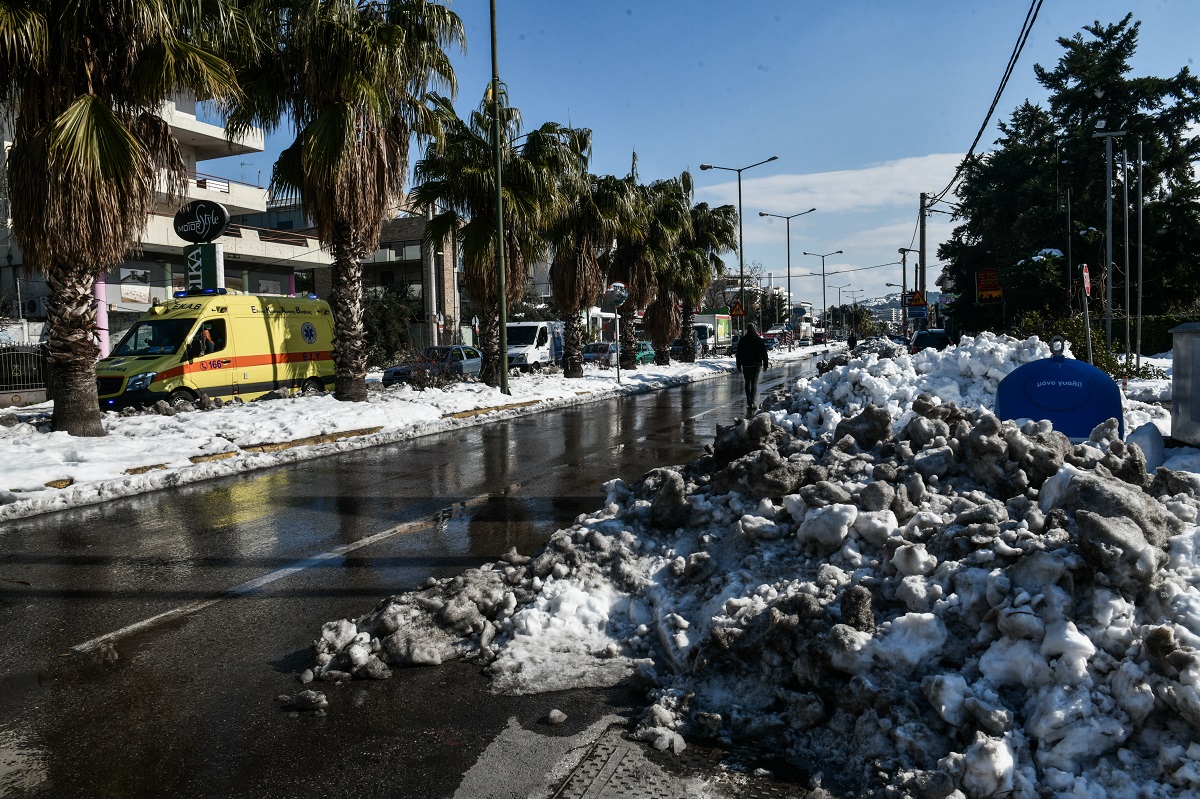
(908, 306), (928, 318)
(730, 301), (746, 317)
(908, 290), (927, 307)
(1082, 265), (1091, 297)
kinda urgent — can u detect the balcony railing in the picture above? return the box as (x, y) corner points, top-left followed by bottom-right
(227, 223), (314, 247)
(189, 170), (264, 192)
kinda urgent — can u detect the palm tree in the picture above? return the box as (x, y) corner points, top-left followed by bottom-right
(412, 89), (585, 386)
(547, 171), (634, 378)
(1, 0), (245, 436)
(641, 290), (680, 367)
(606, 163), (692, 370)
(674, 202), (737, 361)
(226, 0), (464, 402)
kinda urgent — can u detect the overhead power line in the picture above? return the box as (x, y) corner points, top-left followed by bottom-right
(930, 0), (1045, 205)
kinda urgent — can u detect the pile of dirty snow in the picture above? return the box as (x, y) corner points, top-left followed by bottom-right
(307, 334), (1199, 798)
(768, 332), (1168, 441)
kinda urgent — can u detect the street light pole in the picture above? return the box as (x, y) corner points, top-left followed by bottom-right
(700, 156), (779, 333)
(760, 208), (816, 350)
(830, 283), (849, 337)
(802, 250), (843, 337)
(846, 289), (863, 337)
(830, 281), (849, 333)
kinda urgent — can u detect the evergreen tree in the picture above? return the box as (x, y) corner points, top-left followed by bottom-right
(941, 14), (1200, 334)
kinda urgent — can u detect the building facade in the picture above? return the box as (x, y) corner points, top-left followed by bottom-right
(0, 96), (334, 351)
(2, 97), (464, 355)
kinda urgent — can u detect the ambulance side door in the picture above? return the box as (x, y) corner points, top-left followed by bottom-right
(193, 318), (236, 400)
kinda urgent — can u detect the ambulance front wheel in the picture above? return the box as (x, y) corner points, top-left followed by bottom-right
(168, 388), (197, 408)
(301, 378), (324, 396)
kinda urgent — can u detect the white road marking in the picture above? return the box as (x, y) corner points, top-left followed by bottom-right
(70, 502), (485, 654)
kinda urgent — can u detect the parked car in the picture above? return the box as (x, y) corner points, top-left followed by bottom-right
(797, 336), (813, 347)
(669, 339), (685, 358)
(762, 334), (780, 351)
(581, 341), (655, 365)
(582, 341), (618, 365)
(727, 333), (741, 356)
(382, 345), (482, 386)
(909, 328), (952, 354)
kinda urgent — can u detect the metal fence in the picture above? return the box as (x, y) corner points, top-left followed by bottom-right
(0, 343), (51, 408)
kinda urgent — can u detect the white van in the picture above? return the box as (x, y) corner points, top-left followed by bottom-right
(506, 321), (564, 370)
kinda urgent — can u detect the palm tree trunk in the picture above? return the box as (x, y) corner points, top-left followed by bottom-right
(330, 254), (368, 402)
(47, 262), (105, 437)
(561, 310), (585, 378)
(479, 313), (503, 386)
(618, 305), (638, 370)
(681, 307), (697, 362)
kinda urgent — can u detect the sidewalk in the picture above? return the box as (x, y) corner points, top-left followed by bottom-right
(544, 723), (811, 798)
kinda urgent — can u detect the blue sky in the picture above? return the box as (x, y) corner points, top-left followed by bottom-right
(221, 1), (1200, 312)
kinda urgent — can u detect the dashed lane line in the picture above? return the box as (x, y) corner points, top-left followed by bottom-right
(70, 495), (495, 655)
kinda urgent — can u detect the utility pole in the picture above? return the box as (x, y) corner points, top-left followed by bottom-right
(1122, 148), (1131, 358)
(490, 0), (509, 394)
(1094, 124), (1125, 350)
(918, 192), (928, 300)
(1066, 186), (1073, 313)
(1136, 139), (1144, 369)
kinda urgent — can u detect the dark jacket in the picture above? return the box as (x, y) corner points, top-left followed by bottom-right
(735, 330), (769, 370)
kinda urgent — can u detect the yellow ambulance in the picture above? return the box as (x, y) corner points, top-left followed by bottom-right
(95, 290), (336, 410)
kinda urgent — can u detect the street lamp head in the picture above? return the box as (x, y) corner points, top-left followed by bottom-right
(766, 155), (779, 163)
(758, 211), (768, 217)
(834, 250), (843, 255)
(805, 207), (816, 214)
(699, 164), (712, 170)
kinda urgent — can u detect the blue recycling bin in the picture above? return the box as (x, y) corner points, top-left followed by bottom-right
(995, 343), (1123, 441)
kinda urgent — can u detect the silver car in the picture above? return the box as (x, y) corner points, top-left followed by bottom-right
(382, 345), (483, 386)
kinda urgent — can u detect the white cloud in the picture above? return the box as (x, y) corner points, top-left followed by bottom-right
(698, 153), (964, 214)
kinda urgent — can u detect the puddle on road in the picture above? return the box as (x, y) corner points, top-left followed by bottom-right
(0, 723), (45, 795)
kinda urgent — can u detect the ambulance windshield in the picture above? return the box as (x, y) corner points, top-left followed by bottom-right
(113, 318), (197, 356)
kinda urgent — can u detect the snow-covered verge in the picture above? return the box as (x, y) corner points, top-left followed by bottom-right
(308, 334), (1200, 799)
(0, 351), (785, 521)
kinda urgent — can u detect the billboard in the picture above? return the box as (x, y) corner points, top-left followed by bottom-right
(976, 268), (1002, 303)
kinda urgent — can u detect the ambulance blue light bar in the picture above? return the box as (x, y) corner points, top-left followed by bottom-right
(173, 288), (228, 298)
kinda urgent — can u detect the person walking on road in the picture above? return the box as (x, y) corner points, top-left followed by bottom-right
(735, 323), (769, 412)
(847, 329), (858, 350)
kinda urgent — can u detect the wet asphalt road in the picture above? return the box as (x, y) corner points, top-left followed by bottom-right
(0, 357), (821, 798)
